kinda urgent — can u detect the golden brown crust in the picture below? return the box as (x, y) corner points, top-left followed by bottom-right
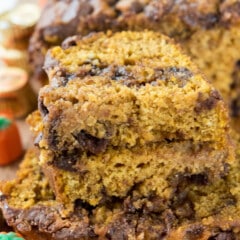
(29, 0), (240, 69)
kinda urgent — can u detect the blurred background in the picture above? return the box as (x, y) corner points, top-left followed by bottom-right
(0, 0), (46, 180)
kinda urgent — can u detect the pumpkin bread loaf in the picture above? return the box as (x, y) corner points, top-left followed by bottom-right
(1, 134), (240, 239)
(29, 0), (240, 117)
(30, 31), (234, 209)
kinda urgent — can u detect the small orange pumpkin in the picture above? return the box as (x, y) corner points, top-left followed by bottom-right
(0, 114), (23, 165)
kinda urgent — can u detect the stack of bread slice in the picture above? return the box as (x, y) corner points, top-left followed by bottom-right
(1, 30), (240, 239)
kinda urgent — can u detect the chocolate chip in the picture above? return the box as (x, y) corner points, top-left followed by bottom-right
(166, 67), (193, 87)
(175, 201), (194, 219)
(115, 66), (193, 87)
(105, 214), (137, 240)
(185, 224), (204, 239)
(62, 35), (82, 49)
(231, 97), (240, 117)
(112, 66), (131, 80)
(189, 173), (208, 185)
(230, 60), (240, 117)
(123, 197), (138, 214)
(202, 13), (219, 29)
(230, 60), (240, 90)
(162, 209), (176, 233)
(74, 130), (109, 155)
(3, 205), (93, 239)
(38, 98), (49, 116)
(47, 117), (62, 151)
(52, 150), (79, 172)
(168, 66), (193, 79)
(151, 67), (192, 87)
(88, 66), (101, 76)
(143, 196), (166, 214)
(183, 13), (219, 29)
(56, 70), (78, 86)
(74, 199), (94, 213)
(99, 188), (121, 207)
(194, 90), (222, 114)
(209, 232), (236, 240)
(88, 64), (134, 84)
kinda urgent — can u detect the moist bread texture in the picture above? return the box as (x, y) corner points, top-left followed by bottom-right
(29, 31), (234, 208)
(29, 0), (240, 117)
(1, 134), (240, 239)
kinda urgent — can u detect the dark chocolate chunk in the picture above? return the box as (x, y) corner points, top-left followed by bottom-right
(105, 214), (138, 240)
(230, 60), (240, 90)
(109, 66), (137, 86)
(143, 196), (167, 214)
(52, 149), (80, 172)
(189, 173), (208, 185)
(112, 66), (132, 81)
(185, 224), (204, 239)
(167, 67), (193, 81)
(194, 90), (222, 114)
(209, 232), (236, 240)
(175, 201), (194, 219)
(47, 115), (62, 151)
(1, 204), (94, 240)
(231, 97), (240, 118)
(49, 69), (79, 87)
(74, 199), (95, 213)
(74, 130), (109, 155)
(183, 13), (219, 29)
(89, 65), (105, 76)
(38, 98), (49, 117)
(201, 13), (219, 29)
(123, 197), (138, 214)
(62, 35), (83, 49)
(117, 66), (192, 87)
(137, 215), (167, 240)
(230, 60), (240, 117)
(150, 66), (192, 87)
(162, 209), (176, 233)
